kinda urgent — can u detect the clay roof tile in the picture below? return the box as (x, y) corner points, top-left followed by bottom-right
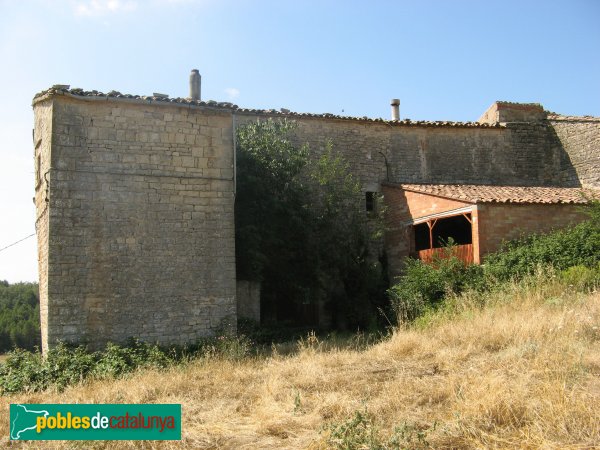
(388, 183), (599, 204)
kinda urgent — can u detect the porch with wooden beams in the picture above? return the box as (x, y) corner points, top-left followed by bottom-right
(414, 212), (474, 264)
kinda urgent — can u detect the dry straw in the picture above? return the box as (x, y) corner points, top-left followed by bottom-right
(1, 276), (598, 449)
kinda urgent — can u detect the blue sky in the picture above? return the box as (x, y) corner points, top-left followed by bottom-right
(1, 0), (599, 282)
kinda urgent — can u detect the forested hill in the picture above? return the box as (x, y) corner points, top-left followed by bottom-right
(0, 281), (40, 351)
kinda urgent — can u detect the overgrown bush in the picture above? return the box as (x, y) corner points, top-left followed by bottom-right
(92, 339), (171, 379)
(0, 334), (252, 394)
(388, 254), (484, 323)
(484, 219), (599, 281)
(235, 119), (388, 329)
(0, 344), (97, 393)
(560, 264), (600, 292)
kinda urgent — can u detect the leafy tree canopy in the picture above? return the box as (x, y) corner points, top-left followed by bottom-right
(0, 281), (40, 352)
(235, 119), (388, 329)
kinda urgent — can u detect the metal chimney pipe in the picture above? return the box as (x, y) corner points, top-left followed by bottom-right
(391, 99), (400, 121)
(190, 69), (201, 101)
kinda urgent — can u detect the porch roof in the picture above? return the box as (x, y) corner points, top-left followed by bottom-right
(384, 183), (598, 205)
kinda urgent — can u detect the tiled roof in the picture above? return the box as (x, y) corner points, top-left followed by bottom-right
(33, 85), (504, 129)
(33, 85), (239, 109)
(547, 113), (600, 122)
(389, 183), (598, 204)
(495, 101), (544, 110)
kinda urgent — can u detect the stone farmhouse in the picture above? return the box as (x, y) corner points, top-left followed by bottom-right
(32, 71), (599, 351)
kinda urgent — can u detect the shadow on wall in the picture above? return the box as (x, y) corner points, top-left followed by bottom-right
(537, 123), (581, 188)
(396, 123), (582, 187)
(548, 115), (600, 189)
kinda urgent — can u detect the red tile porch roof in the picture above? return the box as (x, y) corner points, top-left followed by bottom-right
(385, 183), (599, 204)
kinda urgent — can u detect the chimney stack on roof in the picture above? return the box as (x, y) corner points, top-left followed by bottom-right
(391, 99), (400, 121)
(190, 69), (201, 101)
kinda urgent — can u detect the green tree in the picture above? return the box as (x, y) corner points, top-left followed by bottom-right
(0, 281), (41, 351)
(235, 118), (310, 283)
(306, 143), (388, 329)
(235, 119), (387, 329)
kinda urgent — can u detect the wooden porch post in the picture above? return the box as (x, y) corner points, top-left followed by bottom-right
(426, 219), (438, 250)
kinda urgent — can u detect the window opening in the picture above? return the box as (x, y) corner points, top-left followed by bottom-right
(414, 213), (472, 251)
(365, 191), (375, 212)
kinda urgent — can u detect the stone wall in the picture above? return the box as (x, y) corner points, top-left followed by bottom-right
(236, 112), (578, 189)
(33, 93), (236, 351)
(548, 115), (600, 188)
(233, 109), (590, 279)
(478, 102), (547, 124)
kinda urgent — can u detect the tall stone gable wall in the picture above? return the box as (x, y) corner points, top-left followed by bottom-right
(236, 113), (580, 189)
(33, 94), (236, 351)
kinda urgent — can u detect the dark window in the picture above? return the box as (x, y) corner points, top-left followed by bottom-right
(365, 191), (375, 212)
(414, 222), (431, 251)
(433, 214), (472, 247)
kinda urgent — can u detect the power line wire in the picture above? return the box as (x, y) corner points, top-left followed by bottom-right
(0, 233), (36, 253)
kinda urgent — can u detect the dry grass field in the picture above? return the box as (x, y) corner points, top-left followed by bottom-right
(1, 278), (599, 449)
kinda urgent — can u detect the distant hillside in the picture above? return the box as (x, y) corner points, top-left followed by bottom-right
(0, 281), (40, 351)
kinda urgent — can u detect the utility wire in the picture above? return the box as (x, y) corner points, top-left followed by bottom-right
(0, 233), (36, 253)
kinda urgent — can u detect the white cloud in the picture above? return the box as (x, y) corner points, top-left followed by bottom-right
(224, 88), (240, 100)
(72, 0), (138, 17)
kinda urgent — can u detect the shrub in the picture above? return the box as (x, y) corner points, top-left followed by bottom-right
(560, 264), (600, 292)
(325, 409), (381, 449)
(388, 255), (484, 323)
(0, 348), (45, 393)
(324, 408), (432, 449)
(45, 344), (97, 391)
(484, 206), (600, 281)
(0, 334), (254, 394)
(235, 119), (388, 330)
(92, 339), (170, 379)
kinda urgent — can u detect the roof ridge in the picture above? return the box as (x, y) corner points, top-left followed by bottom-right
(547, 113), (600, 121)
(33, 86), (505, 129)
